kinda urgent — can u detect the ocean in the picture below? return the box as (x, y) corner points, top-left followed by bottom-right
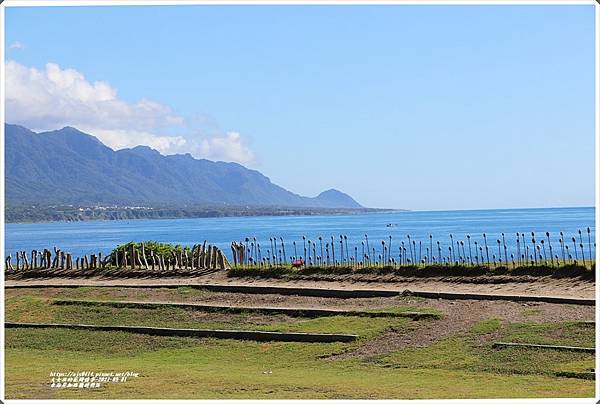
(4, 207), (596, 263)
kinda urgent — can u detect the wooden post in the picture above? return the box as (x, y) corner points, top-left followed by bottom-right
(206, 246), (211, 268)
(231, 243), (238, 267)
(192, 245), (198, 269)
(201, 241), (207, 268)
(6, 255), (14, 271)
(217, 250), (224, 269)
(197, 245), (204, 269)
(135, 253), (141, 268)
(239, 244), (245, 266)
(130, 244), (136, 270)
(141, 244), (149, 270)
(202, 245), (208, 268)
(52, 250), (59, 269)
(53, 247), (60, 269)
(23, 251), (30, 270)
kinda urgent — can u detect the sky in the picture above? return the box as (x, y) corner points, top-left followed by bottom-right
(4, 4), (596, 210)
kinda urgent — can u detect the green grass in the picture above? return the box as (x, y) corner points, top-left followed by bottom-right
(470, 318), (502, 335)
(173, 286), (211, 298)
(378, 320), (595, 379)
(227, 262), (595, 279)
(5, 328), (594, 399)
(523, 308), (543, 317)
(500, 321), (595, 347)
(5, 286), (213, 303)
(4, 290), (595, 399)
(5, 295), (416, 337)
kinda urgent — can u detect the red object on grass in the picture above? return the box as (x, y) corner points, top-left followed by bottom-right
(291, 259), (304, 268)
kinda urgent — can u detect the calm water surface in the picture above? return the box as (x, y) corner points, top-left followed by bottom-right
(4, 207), (596, 261)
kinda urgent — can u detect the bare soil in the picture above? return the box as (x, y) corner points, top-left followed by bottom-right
(5, 270), (595, 299)
(329, 298), (594, 360)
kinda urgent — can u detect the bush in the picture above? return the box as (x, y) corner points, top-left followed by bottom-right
(110, 241), (191, 262)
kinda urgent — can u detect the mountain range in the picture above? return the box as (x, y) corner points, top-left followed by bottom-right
(5, 124), (363, 209)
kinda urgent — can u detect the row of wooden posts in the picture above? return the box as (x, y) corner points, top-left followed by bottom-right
(4, 247), (105, 271)
(4, 243), (230, 271)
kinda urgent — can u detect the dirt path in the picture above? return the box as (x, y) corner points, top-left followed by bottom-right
(5, 271), (595, 299)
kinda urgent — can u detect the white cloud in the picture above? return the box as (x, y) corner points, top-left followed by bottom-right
(198, 132), (255, 165)
(5, 60), (256, 165)
(5, 60), (183, 132)
(9, 41), (25, 50)
(81, 127), (187, 155)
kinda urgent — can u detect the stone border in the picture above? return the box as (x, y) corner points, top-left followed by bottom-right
(493, 342), (595, 353)
(52, 299), (441, 320)
(5, 322), (358, 343)
(5, 283), (594, 305)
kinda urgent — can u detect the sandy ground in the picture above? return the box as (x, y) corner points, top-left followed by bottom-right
(4, 270), (595, 299)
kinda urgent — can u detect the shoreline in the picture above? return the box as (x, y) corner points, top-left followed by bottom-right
(5, 205), (595, 225)
(5, 207), (401, 225)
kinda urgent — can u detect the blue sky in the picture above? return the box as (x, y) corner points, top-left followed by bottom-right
(4, 5), (596, 210)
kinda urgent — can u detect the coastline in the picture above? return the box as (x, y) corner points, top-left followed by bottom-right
(5, 205), (401, 225)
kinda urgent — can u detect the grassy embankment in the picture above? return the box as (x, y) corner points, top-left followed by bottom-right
(227, 262), (595, 279)
(7, 262), (595, 281)
(4, 286), (595, 399)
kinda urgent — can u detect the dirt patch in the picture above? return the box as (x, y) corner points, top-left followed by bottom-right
(6, 271), (595, 299)
(328, 299), (594, 361)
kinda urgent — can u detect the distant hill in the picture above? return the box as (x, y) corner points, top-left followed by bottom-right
(5, 124), (363, 209)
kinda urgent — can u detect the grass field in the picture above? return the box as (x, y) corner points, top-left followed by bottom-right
(4, 287), (595, 399)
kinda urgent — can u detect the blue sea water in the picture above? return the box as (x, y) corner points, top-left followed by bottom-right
(3, 207), (596, 263)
